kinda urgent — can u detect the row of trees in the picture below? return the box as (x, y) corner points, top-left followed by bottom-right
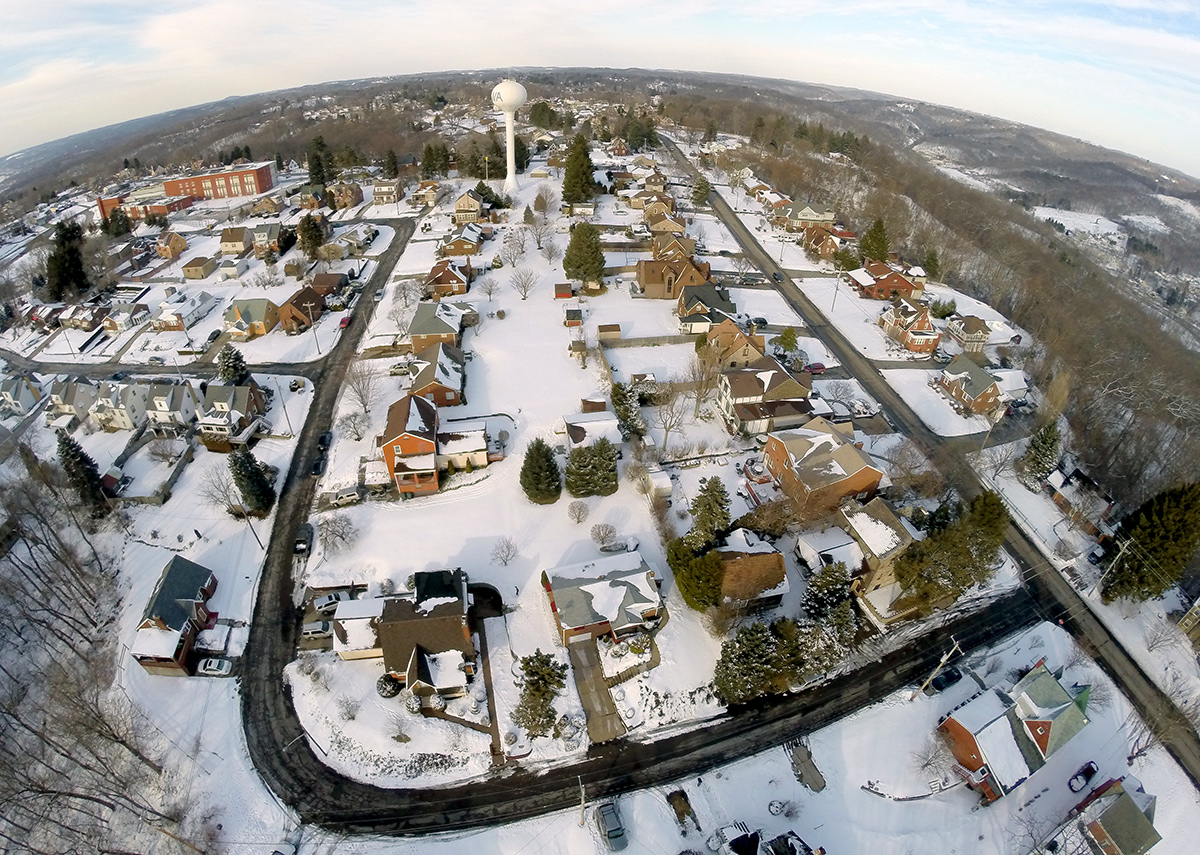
(521, 436), (621, 504)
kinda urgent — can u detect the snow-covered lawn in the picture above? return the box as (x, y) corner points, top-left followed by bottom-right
(36, 323), (147, 363)
(605, 343), (697, 383)
(1034, 206), (1121, 236)
(880, 369), (993, 436)
(794, 277), (913, 360)
(581, 284), (681, 340)
(727, 287), (808, 329)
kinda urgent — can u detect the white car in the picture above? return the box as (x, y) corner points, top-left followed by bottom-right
(195, 658), (232, 677)
(313, 591), (352, 614)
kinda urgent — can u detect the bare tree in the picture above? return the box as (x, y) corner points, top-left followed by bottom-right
(540, 240), (563, 265)
(491, 536), (519, 566)
(249, 265), (282, 289)
(319, 512), (360, 554)
(147, 438), (178, 464)
(652, 384), (691, 450)
(824, 380), (856, 405)
(528, 217), (553, 249)
(591, 523), (617, 547)
(199, 462), (238, 514)
(684, 347), (722, 417)
(344, 359), (381, 413)
(910, 733), (952, 776)
(386, 302), (411, 336)
(499, 231), (527, 268)
(533, 183), (559, 215)
(731, 255), (752, 282)
(337, 411), (370, 441)
(476, 275), (500, 302)
(396, 278), (422, 308)
(510, 268), (538, 300)
(981, 442), (1019, 478)
(1124, 710), (1159, 765)
(567, 500), (590, 524)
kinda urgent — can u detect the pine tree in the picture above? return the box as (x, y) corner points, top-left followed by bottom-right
(228, 447), (276, 515)
(922, 248), (942, 281)
(690, 176), (711, 205)
(859, 218), (890, 262)
(686, 477), (731, 550)
(563, 222), (605, 285)
(382, 149), (399, 180)
(564, 446), (596, 498)
(562, 134), (596, 204)
(667, 538), (724, 611)
(307, 137), (328, 187)
(713, 622), (782, 705)
(826, 600), (858, 651)
(514, 135), (530, 172)
(590, 438), (619, 497)
(802, 561), (851, 619)
(512, 649), (567, 738)
(56, 433), (109, 515)
(523, 205), (535, 225)
(610, 382), (647, 439)
(1102, 483), (1200, 602)
(519, 438), (562, 504)
(275, 152), (285, 171)
(297, 213), (324, 260)
(776, 326), (799, 354)
(1017, 422), (1060, 486)
(45, 221), (89, 301)
(216, 344), (250, 385)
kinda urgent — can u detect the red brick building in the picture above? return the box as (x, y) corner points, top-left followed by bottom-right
(378, 394), (440, 496)
(163, 162), (276, 200)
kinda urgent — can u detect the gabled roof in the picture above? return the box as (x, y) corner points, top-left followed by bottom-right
(841, 497), (912, 561)
(408, 342), (465, 394)
(219, 226), (249, 243)
(224, 298), (278, 325)
(545, 551), (660, 634)
(770, 417), (878, 492)
(724, 355), (811, 401)
(139, 556), (214, 632)
(377, 570), (474, 677)
(941, 354), (1000, 399)
(679, 283), (735, 316)
(380, 393), (438, 446)
(410, 301), (467, 337)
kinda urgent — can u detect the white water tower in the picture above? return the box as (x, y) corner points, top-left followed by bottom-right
(490, 78), (527, 194)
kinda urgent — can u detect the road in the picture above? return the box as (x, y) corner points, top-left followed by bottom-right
(661, 135), (1200, 790)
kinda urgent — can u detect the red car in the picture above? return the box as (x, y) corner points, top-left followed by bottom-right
(339, 316), (352, 329)
(805, 362), (826, 375)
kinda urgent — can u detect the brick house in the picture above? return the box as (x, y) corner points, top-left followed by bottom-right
(607, 137), (630, 156)
(541, 551), (661, 644)
(378, 394), (440, 496)
(878, 297), (942, 353)
(718, 355), (814, 435)
(803, 225), (847, 261)
(182, 256), (217, 280)
(376, 569), (476, 698)
(636, 257), (711, 300)
(130, 556), (218, 676)
(156, 230), (189, 260)
(278, 286), (326, 334)
(409, 301), (476, 351)
(223, 298), (280, 339)
(937, 355), (1003, 416)
(162, 162), (275, 200)
(938, 661), (1090, 804)
(423, 259), (471, 299)
(848, 261), (922, 301)
(310, 272), (349, 297)
(408, 343), (466, 406)
(947, 315), (991, 353)
(327, 182), (363, 211)
(763, 417), (883, 510)
(438, 223), (483, 257)
(452, 189), (486, 225)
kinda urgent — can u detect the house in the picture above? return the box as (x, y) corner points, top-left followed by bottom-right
(652, 233), (696, 262)
(251, 222), (282, 258)
(561, 200), (597, 217)
(0, 374), (43, 416)
(251, 196), (286, 216)
(878, 297), (941, 353)
(1046, 466), (1117, 538)
(629, 189), (671, 211)
(1036, 775), (1161, 855)
(90, 382), (150, 432)
(378, 393), (440, 495)
(644, 211), (687, 235)
(411, 180), (441, 206)
(938, 660), (1091, 804)
(803, 225), (851, 261)
(783, 203), (836, 232)
(332, 597), (385, 660)
(377, 569), (476, 697)
(793, 526), (865, 577)
(636, 257), (711, 300)
(718, 355), (814, 435)
(218, 226), (252, 255)
(298, 183), (326, 209)
(763, 417), (883, 510)
(541, 551), (662, 644)
(146, 382), (200, 432)
(131, 556), (218, 675)
(707, 318), (765, 369)
(218, 257), (249, 280)
(46, 380), (98, 427)
(847, 261), (922, 301)
(58, 303), (109, 331)
(642, 197), (677, 220)
(439, 222), (484, 257)
(563, 411), (623, 450)
(677, 282), (736, 333)
(102, 302), (150, 333)
(372, 179), (402, 205)
(162, 162), (275, 200)
(452, 189), (486, 225)
(631, 154), (657, 170)
(554, 282), (575, 299)
(327, 182), (363, 211)
(182, 256), (217, 280)
(606, 137), (630, 157)
(947, 315), (991, 353)
(310, 272), (349, 297)
(151, 289), (216, 331)
(198, 383), (267, 451)
(642, 172), (668, 193)
(717, 529), (789, 611)
(423, 259), (471, 299)
(837, 498), (919, 625)
(156, 230), (189, 260)
(937, 355), (1004, 417)
(409, 301), (476, 351)
(223, 298), (280, 339)
(408, 343), (466, 406)
(317, 224), (377, 262)
(278, 286), (326, 334)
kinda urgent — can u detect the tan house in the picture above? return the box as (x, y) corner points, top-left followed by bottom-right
(947, 315), (991, 353)
(676, 283), (737, 334)
(718, 355), (814, 435)
(411, 180), (441, 207)
(182, 256), (217, 280)
(373, 179), (402, 205)
(652, 233), (696, 262)
(439, 223), (483, 257)
(636, 257), (711, 299)
(298, 184), (326, 210)
(278, 286), (326, 334)
(409, 301), (476, 352)
(763, 417), (882, 511)
(644, 211), (687, 234)
(251, 196), (285, 216)
(452, 189), (486, 225)
(156, 230), (189, 260)
(879, 297), (942, 353)
(706, 318), (765, 369)
(223, 298), (280, 339)
(838, 498), (916, 623)
(937, 355), (1003, 416)
(783, 203), (836, 232)
(219, 227), (252, 255)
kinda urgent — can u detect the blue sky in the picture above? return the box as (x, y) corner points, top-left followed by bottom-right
(3, 1), (1200, 177)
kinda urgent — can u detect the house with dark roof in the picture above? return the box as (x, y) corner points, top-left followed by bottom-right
(409, 301), (476, 351)
(947, 315), (991, 353)
(837, 497), (918, 625)
(717, 528), (789, 611)
(146, 382), (200, 433)
(0, 374), (44, 416)
(130, 556), (218, 675)
(423, 258), (471, 299)
(438, 223), (484, 257)
(652, 233), (695, 262)
(541, 551), (662, 644)
(782, 203), (836, 232)
(847, 260), (922, 301)
(937, 355), (1004, 417)
(377, 394), (440, 495)
(879, 297), (941, 354)
(1037, 775), (1161, 855)
(376, 570), (476, 697)
(939, 660), (1091, 804)
(677, 283), (736, 333)
(763, 417), (883, 510)
(219, 226), (252, 255)
(408, 342), (466, 406)
(46, 379), (98, 427)
(452, 189), (487, 225)
(198, 383), (266, 451)
(278, 286), (326, 334)
(223, 298), (280, 339)
(252, 222), (282, 258)
(707, 318), (766, 370)
(718, 355), (814, 435)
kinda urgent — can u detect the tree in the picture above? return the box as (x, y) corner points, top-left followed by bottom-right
(684, 347), (722, 417)
(687, 477), (731, 550)
(802, 562), (851, 619)
(297, 213), (324, 261)
(476, 276), (499, 302)
(567, 500), (590, 524)
(344, 360), (381, 413)
(307, 136), (329, 186)
(512, 650), (567, 738)
(520, 438), (562, 504)
(421, 142), (451, 178)
(383, 149), (399, 180)
(509, 267), (537, 300)
(318, 513), (359, 554)
(275, 151), (285, 171)
(562, 134), (597, 204)
(534, 183), (558, 214)
(668, 538), (724, 611)
(523, 205), (535, 225)
(216, 344), (251, 385)
(541, 240), (563, 264)
(859, 217), (890, 262)
(56, 433), (109, 514)
(1102, 483), (1200, 602)
(610, 382), (647, 439)
(491, 536), (519, 566)
(591, 523), (617, 547)
(514, 134), (530, 172)
(1016, 422), (1060, 486)
(336, 411), (369, 441)
(833, 246), (860, 272)
(775, 326), (799, 355)
(562, 222), (605, 286)
(45, 221), (89, 301)
(228, 447), (276, 514)
(922, 248), (942, 281)
(566, 439), (618, 498)
(652, 385), (690, 451)
(730, 254), (752, 283)
(713, 622), (784, 705)
(527, 217), (553, 250)
(690, 176), (711, 206)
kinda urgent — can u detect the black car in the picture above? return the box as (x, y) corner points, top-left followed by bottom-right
(318, 431), (333, 451)
(928, 665), (963, 692)
(293, 523), (314, 555)
(311, 455), (327, 477)
(110, 371), (129, 381)
(206, 329), (222, 345)
(772, 271), (784, 282)
(1069, 761), (1098, 792)
(751, 316), (769, 327)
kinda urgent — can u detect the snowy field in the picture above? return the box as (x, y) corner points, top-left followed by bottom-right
(581, 283), (681, 340)
(605, 343), (698, 383)
(880, 369), (994, 436)
(1034, 206), (1122, 236)
(727, 287), (808, 329)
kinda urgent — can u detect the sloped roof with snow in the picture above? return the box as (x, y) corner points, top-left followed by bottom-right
(546, 551), (660, 633)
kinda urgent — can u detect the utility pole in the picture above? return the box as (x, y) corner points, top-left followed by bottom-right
(910, 638), (962, 701)
(1093, 537), (1135, 597)
(578, 776), (586, 827)
(303, 301), (320, 355)
(272, 377), (295, 436)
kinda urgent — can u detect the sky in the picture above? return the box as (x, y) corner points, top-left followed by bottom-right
(2, 1), (1200, 177)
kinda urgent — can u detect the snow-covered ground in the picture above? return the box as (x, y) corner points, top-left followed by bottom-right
(880, 368), (994, 436)
(1034, 206), (1122, 236)
(727, 287), (808, 329)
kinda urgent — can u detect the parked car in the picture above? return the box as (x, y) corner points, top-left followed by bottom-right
(313, 590), (352, 614)
(207, 329), (222, 345)
(805, 362), (827, 375)
(339, 316), (352, 329)
(850, 399), (876, 418)
(932, 348), (953, 364)
(318, 431), (333, 451)
(293, 523), (314, 555)
(270, 846), (297, 855)
(110, 370), (129, 381)
(374, 288), (385, 301)
(195, 658), (232, 677)
(311, 455), (327, 477)
(595, 802), (628, 851)
(771, 271), (783, 282)
(148, 356), (166, 366)
(1087, 546), (1105, 565)
(301, 621), (332, 639)
(927, 665), (963, 693)
(751, 316), (769, 327)
(1069, 761), (1099, 792)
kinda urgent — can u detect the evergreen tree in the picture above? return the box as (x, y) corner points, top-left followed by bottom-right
(45, 221), (89, 301)
(802, 561), (851, 620)
(713, 623), (783, 705)
(56, 432), (109, 515)
(690, 176), (711, 206)
(421, 142), (450, 178)
(775, 326), (799, 354)
(297, 213), (324, 261)
(528, 101), (559, 129)
(1102, 483), (1200, 602)
(1017, 422), (1060, 486)
(590, 437), (619, 497)
(514, 135), (530, 172)
(228, 447), (276, 515)
(750, 116), (766, 148)
(922, 248), (942, 281)
(216, 344), (251, 385)
(562, 134), (596, 204)
(307, 136), (329, 187)
(563, 222), (605, 285)
(564, 446), (596, 498)
(833, 246), (860, 272)
(610, 382), (647, 439)
(383, 149), (399, 180)
(519, 438), (562, 504)
(275, 152), (285, 171)
(523, 205), (535, 225)
(859, 218), (890, 262)
(686, 477), (731, 550)
(667, 538), (724, 611)
(512, 650), (567, 738)
(826, 600), (859, 650)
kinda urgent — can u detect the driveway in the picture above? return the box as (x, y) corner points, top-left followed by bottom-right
(567, 639), (627, 744)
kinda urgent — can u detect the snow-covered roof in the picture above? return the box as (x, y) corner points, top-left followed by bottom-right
(131, 626), (182, 659)
(546, 551), (660, 634)
(333, 597), (384, 653)
(844, 511), (901, 556)
(422, 650), (467, 690)
(563, 411), (623, 449)
(950, 687), (1009, 735)
(719, 528), (777, 555)
(975, 715), (1030, 791)
(794, 527), (864, 571)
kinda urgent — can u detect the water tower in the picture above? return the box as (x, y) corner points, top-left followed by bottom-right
(490, 78), (528, 194)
